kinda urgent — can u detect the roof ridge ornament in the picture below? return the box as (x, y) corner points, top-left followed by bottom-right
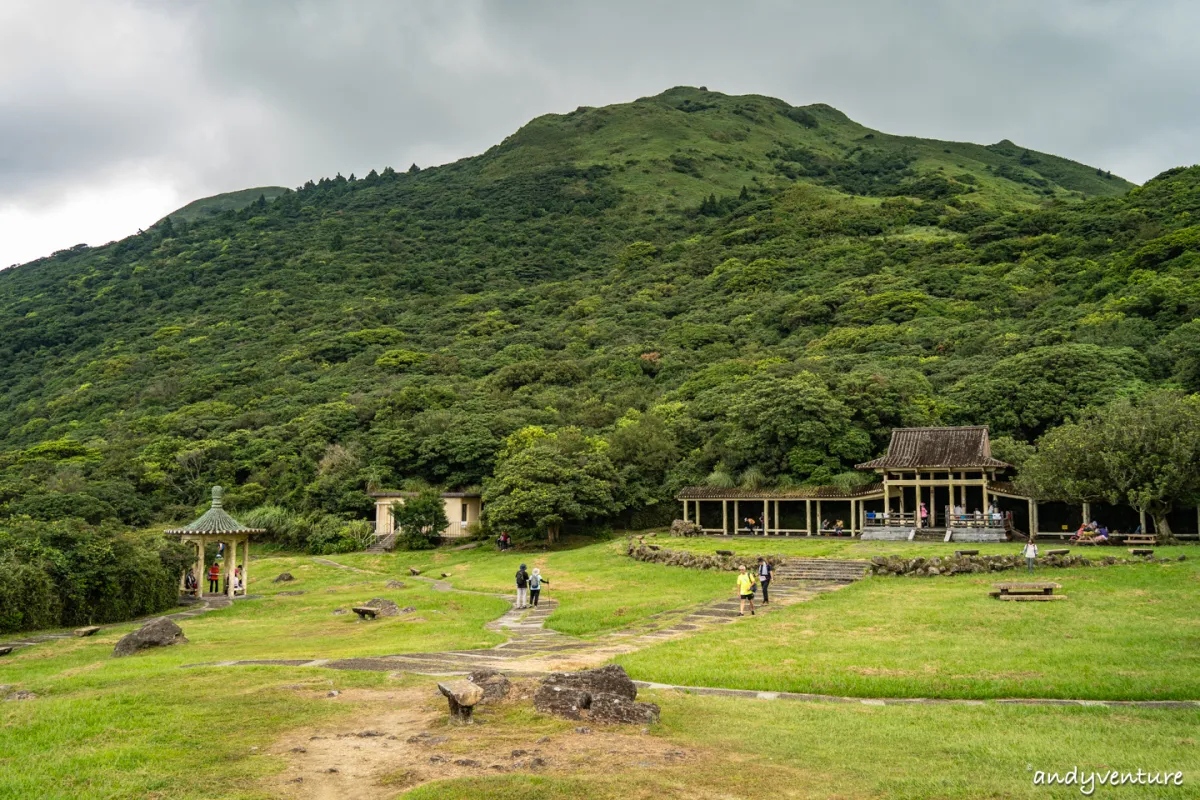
(211, 485), (224, 508)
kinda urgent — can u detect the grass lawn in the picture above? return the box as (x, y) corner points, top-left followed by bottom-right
(330, 538), (735, 637)
(3, 544), (1197, 798)
(616, 557), (1200, 700)
(402, 692), (1198, 799)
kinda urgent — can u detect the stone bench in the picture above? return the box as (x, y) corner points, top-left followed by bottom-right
(352, 606), (379, 620)
(1045, 549), (1069, 556)
(954, 549), (979, 557)
(1129, 548), (1155, 557)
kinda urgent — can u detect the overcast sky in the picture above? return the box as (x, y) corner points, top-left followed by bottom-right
(2, 0), (1197, 267)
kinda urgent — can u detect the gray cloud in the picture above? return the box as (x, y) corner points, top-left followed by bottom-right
(2, 0), (1198, 264)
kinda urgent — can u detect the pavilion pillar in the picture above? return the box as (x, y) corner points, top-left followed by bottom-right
(195, 540), (204, 596)
(805, 499), (812, 536)
(681, 500), (688, 523)
(773, 500), (780, 535)
(816, 500), (822, 533)
(734, 500), (740, 533)
(225, 539), (235, 599)
(722, 500), (728, 534)
(762, 499), (768, 536)
(242, 536), (249, 595)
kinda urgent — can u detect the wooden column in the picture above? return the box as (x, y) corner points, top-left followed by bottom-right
(681, 500), (687, 523)
(225, 539), (235, 599)
(762, 499), (768, 536)
(722, 500), (728, 534)
(805, 499), (812, 536)
(242, 536), (249, 595)
(816, 500), (822, 532)
(734, 500), (740, 533)
(774, 500), (780, 536)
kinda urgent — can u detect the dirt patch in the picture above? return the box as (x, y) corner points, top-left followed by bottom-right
(263, 684), (696, 799)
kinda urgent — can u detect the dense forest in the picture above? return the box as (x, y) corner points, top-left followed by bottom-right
(2, 86), (1198, 555)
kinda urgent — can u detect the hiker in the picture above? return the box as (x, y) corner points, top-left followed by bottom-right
(834, 519), (845, 537)
(744, 516), (756, 535)
(184, 568), (198, 596)
(736, 565), (757, 616)
(529, 568), (549, 607)
(497, 531), (511, 551)
(919, 502), (928, 527)
(1022, 538), (1038, 574)
(953, 503), (965, 520)
(207, 561), (221, 593)
(756, 556), (773, 604)
(515, 563), (530, 609)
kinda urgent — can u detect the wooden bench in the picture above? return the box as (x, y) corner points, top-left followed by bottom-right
(1123, 534), (1156, 545)
(352, 606), (379, 620)
(990, 582), (1065, 602)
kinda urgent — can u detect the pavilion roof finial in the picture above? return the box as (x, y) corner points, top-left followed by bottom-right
(164, 484), (264, 536)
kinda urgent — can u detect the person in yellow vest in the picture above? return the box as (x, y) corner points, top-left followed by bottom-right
(736, 565), (757, 616)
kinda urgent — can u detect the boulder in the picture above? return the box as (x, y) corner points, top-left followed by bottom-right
(362, 598), (400, 617)
(74, 626), (102, 637)
(4, 690), (37, 701)
(408, 567), (421, 576)
(467, 669), (512, 703)
(533, 685), (591, 719)
(669, 519), (703, 537)
(112, 617), (188, 658)
(541, 664), (637, 701)
(589, 692), (660, 725)
(0, 646), (13, 657)
(437, 679), (484, 723)
(273, 572), (295, 583)
(385, 580), (406, 589)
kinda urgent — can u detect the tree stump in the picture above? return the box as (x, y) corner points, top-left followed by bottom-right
(438, 680), (484, 723)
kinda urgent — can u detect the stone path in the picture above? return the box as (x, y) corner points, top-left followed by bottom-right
(181, 568), (848, 676)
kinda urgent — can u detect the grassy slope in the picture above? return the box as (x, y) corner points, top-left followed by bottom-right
(484, 87), (1134, 211)
(3, 545), (1198, 799)
(161, 186), (290, 225)
(336, 538), (734, 636)
(616, 556), (1200, 700)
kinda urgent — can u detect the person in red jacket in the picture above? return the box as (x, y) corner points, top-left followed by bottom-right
(207, 562), (221, 593)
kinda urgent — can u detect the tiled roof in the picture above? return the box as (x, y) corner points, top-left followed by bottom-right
(165, 486), (264, 535)
(677, 482), (884, 500)
(369, 490), (482, 498)
(857, 427), (1010, 470)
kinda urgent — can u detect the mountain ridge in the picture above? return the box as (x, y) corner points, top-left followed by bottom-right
(0, 86), (1194, 533)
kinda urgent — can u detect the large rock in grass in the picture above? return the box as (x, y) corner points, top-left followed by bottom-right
(467, 669), (512, 703)
(540, 664), (637, 701)
(112, 617), (188, 657)
(533, 685), (591, 719)
(534, 665), (657, 724)
(362, 598), (400, 617)
(272, 572), (294, 583)
(590, 692), (660, 725)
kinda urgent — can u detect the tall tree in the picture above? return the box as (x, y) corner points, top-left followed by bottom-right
(1018, 391), (1200, 541)
(391, 488), (449, 550)
(483, 427), (618, 543)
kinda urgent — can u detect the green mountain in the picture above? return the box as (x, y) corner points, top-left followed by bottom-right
(161, 186), (290, 225)
(1, 86), (1196, 532)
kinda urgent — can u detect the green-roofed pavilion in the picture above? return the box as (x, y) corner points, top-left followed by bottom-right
(165, 486), (264, 600)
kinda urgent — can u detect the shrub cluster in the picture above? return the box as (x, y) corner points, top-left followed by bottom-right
(0, 516), (192, 634)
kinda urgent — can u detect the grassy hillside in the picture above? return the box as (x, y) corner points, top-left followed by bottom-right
(0, 87), (1196, 536)
(161, 185), (289, 224)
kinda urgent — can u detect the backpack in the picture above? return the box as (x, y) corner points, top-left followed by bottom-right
(530, 574), (541, 590)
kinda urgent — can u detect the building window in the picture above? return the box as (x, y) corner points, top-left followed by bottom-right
(461, 502), (468, 523)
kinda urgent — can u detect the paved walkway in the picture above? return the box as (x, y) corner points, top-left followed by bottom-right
(180, 569), (848, 676)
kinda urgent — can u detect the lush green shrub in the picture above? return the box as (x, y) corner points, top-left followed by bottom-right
(392, 489), (449, 550)
(0, 516), (192, 634)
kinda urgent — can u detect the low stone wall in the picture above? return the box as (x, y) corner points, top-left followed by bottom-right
(870, 552), (1187, 577)
(626, 539), (782, 571)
